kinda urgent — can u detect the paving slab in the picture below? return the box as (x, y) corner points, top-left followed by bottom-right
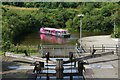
(84, 55), (118, 79)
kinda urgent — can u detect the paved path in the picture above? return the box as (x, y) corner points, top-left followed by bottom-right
(5, 52), (56, 64)
(80, 35), (119, 55)
(84, 55), (118, 79)
(82, 35), (118, 47)
(81, 35), (119, 79)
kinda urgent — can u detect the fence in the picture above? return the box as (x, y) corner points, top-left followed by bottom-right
(9, 44), (119, 57)
(82, 44), (119, 55)
(13, 45), (39, 55)
(39, 44), (75, 58)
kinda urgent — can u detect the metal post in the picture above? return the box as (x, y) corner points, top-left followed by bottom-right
(78, 61), (84, 76)
(69, 52), (73, 73)
(74, 61), (76, 67)
(64, 47), (66, 58)
(78, 14), (84, 52)
(70, 76), (73, 80)
(39, 62), (44, 68)
(90, 47), (91, 53)
(56, 59), (64, 79)
(16, 45), (18, 54)
(80, 18), (82, 49)
(33, 61), (43, 74)
(46, 52), (49, 63)
(56, 59), (64, 70)
(53, 48), (54, 58)
(114, 16), (116, 35)
(116, 45), (118, 55)
(93, 45), (94, 51)
(102, 44), (103, 52)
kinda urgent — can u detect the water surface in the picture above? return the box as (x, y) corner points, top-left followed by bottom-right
(17, 32), (110, 45)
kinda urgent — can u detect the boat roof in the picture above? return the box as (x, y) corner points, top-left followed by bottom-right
(42, 27), (68, 32)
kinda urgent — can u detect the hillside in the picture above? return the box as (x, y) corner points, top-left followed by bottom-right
(1, 2), (120, 52)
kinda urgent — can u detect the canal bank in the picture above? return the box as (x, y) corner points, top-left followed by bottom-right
(81, 35), (119, 79)
(1, 35), (119, 79)
(82, 35), (118, 47)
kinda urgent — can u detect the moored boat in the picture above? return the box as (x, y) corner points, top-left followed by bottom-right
(40, 27), (71, 38)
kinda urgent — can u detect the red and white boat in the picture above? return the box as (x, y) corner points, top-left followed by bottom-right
(40, 27), (71, 38)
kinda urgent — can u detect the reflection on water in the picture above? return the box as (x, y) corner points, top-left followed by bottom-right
(18, 32), (79, 45)
(40, 34), (68, 44)
(17, 32), (110, 45)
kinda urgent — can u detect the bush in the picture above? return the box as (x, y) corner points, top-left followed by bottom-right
(111, 33), (120, 38)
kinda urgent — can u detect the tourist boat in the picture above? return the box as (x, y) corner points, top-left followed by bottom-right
(40, 27), (71, 38)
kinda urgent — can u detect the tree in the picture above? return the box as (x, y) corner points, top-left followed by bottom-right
(65, 19), (73, 31)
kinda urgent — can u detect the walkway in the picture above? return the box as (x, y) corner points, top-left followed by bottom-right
(81, 35), (119, 79)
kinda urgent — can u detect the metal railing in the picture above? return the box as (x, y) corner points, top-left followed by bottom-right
(82, 44), (119, 55)
(38, 44), (75, 58)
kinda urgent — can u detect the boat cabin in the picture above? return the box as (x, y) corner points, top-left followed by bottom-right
(40, 28), (70, 38)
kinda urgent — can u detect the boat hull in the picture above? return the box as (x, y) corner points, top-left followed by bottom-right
(40, 28), (71, 38)
(40, 32), (71, 38)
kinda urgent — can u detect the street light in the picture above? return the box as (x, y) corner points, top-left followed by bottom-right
(78, 14), (84, 52)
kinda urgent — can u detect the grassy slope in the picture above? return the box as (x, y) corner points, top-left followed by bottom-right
(2, 5), (39, 10)
(0, 51), (3, 55)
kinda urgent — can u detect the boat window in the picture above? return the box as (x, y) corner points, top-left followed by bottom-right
(45, 30), (50, 33)
(63, 31), (67, 34)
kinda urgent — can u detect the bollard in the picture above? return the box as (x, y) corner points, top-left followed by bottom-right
(39, 62), (44, 68)
(92, 49), (96, 55)
(70, 76), (73, 80)
(45, 52), (50, 63)
(69, 52), (73, 60)
(56, 69), (63, 79)
(78, 61), (85, 76)
(33, 61), (44, 74)
(56, 59), (64, 70)
(16, 47), (18, 54)
(90, 47), (91, 53)
(56, 59), (64, 79)
(74, 61), (76, 67)
(24, 50), (29, 56)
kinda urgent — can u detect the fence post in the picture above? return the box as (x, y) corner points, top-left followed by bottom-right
(104, 46), (105, 52)
(90, 47), (91, 53)
(53, 48), (54, 58)
(102, 44), (103, 52)
(56, 59), (64, 79)
(102, 44), (105, 52)
(64, 47), (66, 58)
(27, 46), (29, 54)
(116, 45), (118, 55)
(16, 44), (18, 54)
(93, 45), (94, 50)
(38, 44), (39, 52)
(92, 45), (94, 53)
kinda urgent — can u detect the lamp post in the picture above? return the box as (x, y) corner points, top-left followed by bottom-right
(78, 14), (84, 51)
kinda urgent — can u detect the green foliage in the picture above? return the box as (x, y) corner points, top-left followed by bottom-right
(2, 41), (12, 52)
(2, 2), (81, 8)
(2, 2), (120, 51)
(0, 51), (3, 55)
(65, 19), (73, 31)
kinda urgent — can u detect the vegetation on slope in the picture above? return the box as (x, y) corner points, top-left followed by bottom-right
(1, 2), (120, 53)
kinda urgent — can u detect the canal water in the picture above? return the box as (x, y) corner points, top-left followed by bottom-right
(16, 32), (110, 45)
(14, 32), (110, 80)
